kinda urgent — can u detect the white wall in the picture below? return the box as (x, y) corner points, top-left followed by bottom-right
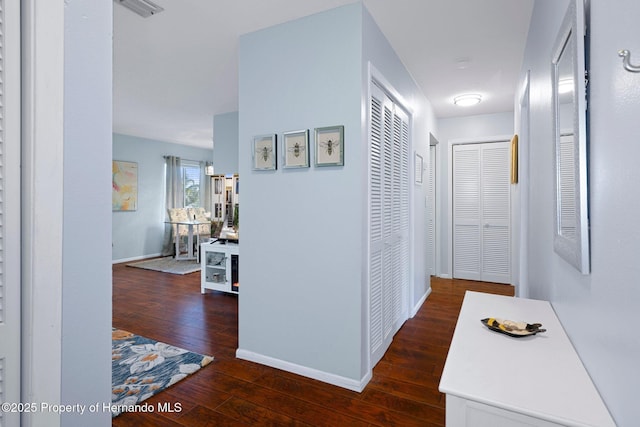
(436, 112), (514, 277)
(521, 0), (640, 424)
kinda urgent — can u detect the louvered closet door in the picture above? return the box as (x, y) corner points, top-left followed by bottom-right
(453, 145), (482, 280)
(392, 105), (410, 335)
(0, 1), (22, 425)
(481, 143), (511, 283)
(369, 83), (410, 367)
(426, 145), (436, 276)
(558, 134), (576, 239)
(453, 142), (510, 284)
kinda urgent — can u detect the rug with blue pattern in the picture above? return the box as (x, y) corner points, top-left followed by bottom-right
(111, 328), (213, 416)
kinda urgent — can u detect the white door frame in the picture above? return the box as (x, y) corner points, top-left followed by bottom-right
(515, 71), (531, 297)
(447, 135), (512, 279)
(21, 1), (65, 425)
(1, 2), (22, 426)
(427, 139), (438, 277)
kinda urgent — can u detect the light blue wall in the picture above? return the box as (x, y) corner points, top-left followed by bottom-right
(112, 133), (213, 262)
(522, 0), (640, 424)
(239, 3), (364, 382)
(62, 0), (112, 425)
(213, 111), (239, 175)
(238, 3), (436, 385)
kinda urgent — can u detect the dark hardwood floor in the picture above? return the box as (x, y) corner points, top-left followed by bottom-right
(112, 264), (514, 426)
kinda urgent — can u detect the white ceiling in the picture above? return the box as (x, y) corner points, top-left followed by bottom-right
(113, 0), (534, 149)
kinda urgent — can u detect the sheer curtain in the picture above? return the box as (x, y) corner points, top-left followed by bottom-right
(162, 156), (183, 256)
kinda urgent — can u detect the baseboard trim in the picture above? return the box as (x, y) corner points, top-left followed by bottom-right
(112, 253), (162, 264)
(438, 273), (452, 279)
(236, 348), (371, 392)
(411, 287), (431, 317)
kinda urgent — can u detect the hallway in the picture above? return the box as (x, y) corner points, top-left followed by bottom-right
(113, 265), (513, 426)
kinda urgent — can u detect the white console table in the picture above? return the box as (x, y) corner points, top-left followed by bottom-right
(200, 241), (239, 295)
(439, 291), (615, 427)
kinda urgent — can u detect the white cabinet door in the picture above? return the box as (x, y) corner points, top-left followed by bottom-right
(0, 1), (22, 425)
(453, 142), (510, 284)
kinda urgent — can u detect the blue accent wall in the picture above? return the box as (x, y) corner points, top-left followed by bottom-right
(112, 133), (213, 262)
(238, 3), (364, 381)
(238, 3), (436, 386)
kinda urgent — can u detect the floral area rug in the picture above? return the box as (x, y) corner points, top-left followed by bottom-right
(111, 328), (213, 416)
(126, 256), (200, 275)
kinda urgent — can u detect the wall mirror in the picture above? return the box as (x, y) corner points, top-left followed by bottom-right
(551, 0), (589, 274)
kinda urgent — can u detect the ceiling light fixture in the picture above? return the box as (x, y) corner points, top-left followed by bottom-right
(453, 94), (482, 107)
(114, 0), (164, 18)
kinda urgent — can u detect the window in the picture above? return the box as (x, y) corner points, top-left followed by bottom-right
(181, 160), (201, 207)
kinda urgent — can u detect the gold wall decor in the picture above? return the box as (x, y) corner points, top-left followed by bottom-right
(511, 134), (519, 184)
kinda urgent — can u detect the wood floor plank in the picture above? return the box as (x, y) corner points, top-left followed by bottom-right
(214, 397), (313, 426)
(113, 264), (513, 426)
(367, 373), (443, 408)
(112, 411), (184, 427)
(178, 368), (370, 427)
(254, 372), (436, 427)
(175, 405), (252, 427)
(373, 360), (439, 387)
(360, 388), (445, 426)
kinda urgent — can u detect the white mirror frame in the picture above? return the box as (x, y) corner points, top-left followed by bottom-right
(551, 0), (590, 274)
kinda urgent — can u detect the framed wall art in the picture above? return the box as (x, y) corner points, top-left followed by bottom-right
(253, 134), (277, 170)
(283, 129), (309, 168)
(314, 125), (344, 167)
(112, 160), (138, 211)
(510, 134), (519, 184)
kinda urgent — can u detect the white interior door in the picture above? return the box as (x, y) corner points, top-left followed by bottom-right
(453, 142), (510, 284)
(426, 145), (436, 276)
(369, 82), (410, 367)
(480, 143), (511, 283)
(0, 1), (22, 425)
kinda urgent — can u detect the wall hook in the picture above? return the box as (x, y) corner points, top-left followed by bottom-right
(618, 49), (640, 73)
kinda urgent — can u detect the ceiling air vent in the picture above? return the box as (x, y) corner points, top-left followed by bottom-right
(115, 0), (164, 18)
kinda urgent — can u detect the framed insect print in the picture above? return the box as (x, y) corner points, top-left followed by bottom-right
(283, 129), (309, 168)
(253, 134), (277, 170)
(315, 125), (344, 167)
